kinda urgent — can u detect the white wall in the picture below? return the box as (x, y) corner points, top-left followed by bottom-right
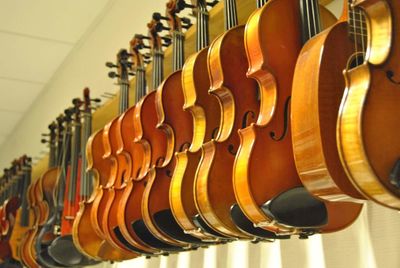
(3, 0), (400, 268)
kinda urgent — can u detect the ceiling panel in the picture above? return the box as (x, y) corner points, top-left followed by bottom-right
(0, 0), (111, 43)
(0, 78), (43, 112)
(0, 110), (23, 136)
(0, 31), (72, 83)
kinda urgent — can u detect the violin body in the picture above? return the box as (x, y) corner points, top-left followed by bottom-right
(133, 90), (185, 248)
(233, 0), (361, 234)
(337, 0), (400, 209)
(142, 70), (196, 246)
(116, 107), (161, 254)
(195, 24), (259, 239)
(170, 48), (222, 240)
(100, 118), (145, 256)
(88, 129), (136, 260)
(9, 207), (34, 261)
(19, 182), (40, 268)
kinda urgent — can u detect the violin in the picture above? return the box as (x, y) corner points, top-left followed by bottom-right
(88, 50), (139, 260)
(193, 0), (260, 239)
(115, 35), (169, 254)
(130, 16), (185, 251)
(35, 112), (73, 268)
(9, 156), (33, 261)
(74, 89), (133, 262)
(20, 123), (57, 268)
(337, 0), (400, 209)
(19, 181), (40, 268)
(233, 0), (360, 237)
(141, 0), (206, 247)
(170, 0), (231, 242)
(47, 99), (99, 267)
(291, 0), (365, 212)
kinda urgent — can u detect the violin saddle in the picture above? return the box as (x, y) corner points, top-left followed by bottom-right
(261, 187), (328, 228)
(230, 204), (290, 240)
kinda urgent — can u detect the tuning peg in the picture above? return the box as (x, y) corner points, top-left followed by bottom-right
(162, 38), (172, 47)
(207, 0), (219, 7)
(41, 138), (48, 144)
(161, 36), (172, 42)
(144, 60), (151, 65)
(108, 71), (120, 79)
(155, 22), (171, 33)
(91, 98), (101, 103)
(106, 62), (118, 68)
(182, 17), (192, 25)
(129, 72), (136, 76)
(72, 98), (83, 106)
(143, 53), (152, 59)
(41, 133), (50, 137)
(137, 34), (150, 40)
(153, 12), (169, 22)
(176, 0), (195, 12)
(141, 44), (151, 50)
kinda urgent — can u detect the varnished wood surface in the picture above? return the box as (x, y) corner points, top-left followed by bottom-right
(338, 0), (400, 209)
(29, 0), (335, 179)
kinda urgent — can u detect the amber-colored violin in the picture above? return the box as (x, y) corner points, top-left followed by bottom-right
(88, 49), (139, 260)
(193, 0), (260, 239)
(233, 0), (361, 237)
(116, 35), (168, 254)
(9, 156), (33, 261)
(73, 88), (129, 262)
(130, 16), (187, 252)
(291, 0), (365, 206)
(170, 0), (224, 242)
(19, 181), (40, 268)
(337, 0), (400, 209)
(141, 0), (207, 248)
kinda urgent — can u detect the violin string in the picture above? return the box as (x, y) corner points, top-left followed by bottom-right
(351, 1), (359, 66)
(358, 9), (366, 59)
(305, 0), (312, 42)
(310, 0), (316, 37)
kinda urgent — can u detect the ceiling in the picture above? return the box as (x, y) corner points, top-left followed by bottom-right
(0, 0), (111, 148)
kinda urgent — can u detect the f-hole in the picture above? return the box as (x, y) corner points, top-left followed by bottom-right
(166, 170), (173, 178)
(386, 70), (400, 85)
(120, 170), (126, 185)
(228, 144), (237, 155)
(242, 111), (256, 129)
(270, 96), (291, 141)
(155, 157), (165, 167)
(211, 127), (219, 140)
(179, 142), (191, 152)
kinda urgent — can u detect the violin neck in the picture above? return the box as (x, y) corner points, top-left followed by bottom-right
(80, 112), (92, 201)
(224, 0), (238, 31)
(300, 0), (322, 45)
(49, 142), (56, 169)
(135, 66), (146, 102)
(119, 78), (130, 115)
(172, 30), (185, 72)
(151, 49), (164, 90)
(196, 1), (209, 51)
(55, 121), (72, 224)
(68, 120), (81, 204)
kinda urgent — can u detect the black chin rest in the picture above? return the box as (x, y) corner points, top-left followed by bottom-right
(261, 187), (328, 228)
(230, 204), (290, 240)
(37, 246), (70, 268)
(48, 235), (98, 267)
(192, 214), (233, 241)
(113, 226), (152, 255)
(153, 209), (209, 245)
(131, 219), (181, 251)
